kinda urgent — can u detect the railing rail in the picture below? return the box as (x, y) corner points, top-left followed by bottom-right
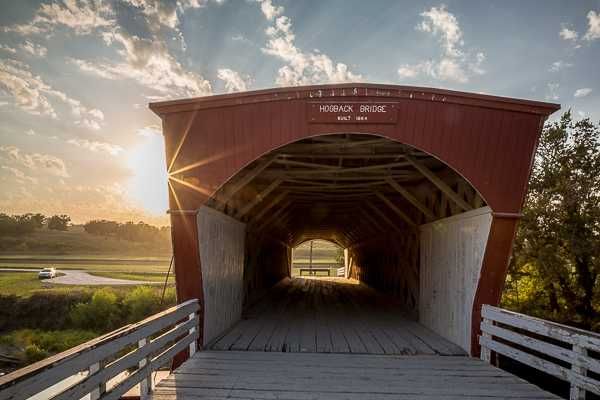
(479, 304), (600, 400)
(0, 298), (199, 400)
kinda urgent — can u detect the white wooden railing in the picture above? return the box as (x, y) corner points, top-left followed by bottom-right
(337, 266), (345, 277)
(0, 299), (199, 400)
(480, 305), (600, 400)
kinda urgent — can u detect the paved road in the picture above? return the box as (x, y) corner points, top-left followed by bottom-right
(0, 268), (153, 285)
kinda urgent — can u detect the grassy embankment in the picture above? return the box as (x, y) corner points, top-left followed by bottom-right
(0, 226), (175, 372)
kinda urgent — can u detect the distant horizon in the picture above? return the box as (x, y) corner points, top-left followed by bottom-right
(1, 0), (598, 224)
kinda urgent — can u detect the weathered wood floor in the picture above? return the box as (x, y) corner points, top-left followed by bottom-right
(152, 351), (559, 399)
(210, 277), (465, 355)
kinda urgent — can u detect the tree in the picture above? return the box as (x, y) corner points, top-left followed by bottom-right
(505, 112), (600, 330)
(47, 215), (71, 231)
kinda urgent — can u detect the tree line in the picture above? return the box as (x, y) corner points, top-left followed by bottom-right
(0, 214), (70, 235)
(504, 112), (600, 332)
(0, 213), (169, 244)
(83, 220), (170, 243)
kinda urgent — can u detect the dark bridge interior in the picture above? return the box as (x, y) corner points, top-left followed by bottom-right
(205, 134), (485, 315)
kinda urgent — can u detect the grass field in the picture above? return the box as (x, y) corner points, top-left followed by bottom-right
(0, 225), (171, 256)
(0, 271), (173, 297)
(0, 257), (171, 274)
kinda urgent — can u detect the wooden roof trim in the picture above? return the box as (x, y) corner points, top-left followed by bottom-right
(149, 83), (560, 117)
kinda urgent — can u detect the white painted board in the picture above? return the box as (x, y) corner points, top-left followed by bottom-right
(419, 206), (492, 352)
(197, 206), (246, 345)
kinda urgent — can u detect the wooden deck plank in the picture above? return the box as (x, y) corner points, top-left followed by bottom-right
(153, 351), (559, 400)
(211, 278), (467, 356)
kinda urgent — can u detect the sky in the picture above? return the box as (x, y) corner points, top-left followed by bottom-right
(0, 0), (599, 226)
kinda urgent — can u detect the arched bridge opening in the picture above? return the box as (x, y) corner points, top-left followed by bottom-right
(150, 83), (559, 357)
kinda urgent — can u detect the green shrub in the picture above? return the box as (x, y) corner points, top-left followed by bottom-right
(1, 329), (97, 364)
(70, 289), (122, 331)
(24, 344), (48, 363)
(123, 286), (161, 323)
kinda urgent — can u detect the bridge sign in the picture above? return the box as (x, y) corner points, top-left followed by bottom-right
(308, 102), (398, 124)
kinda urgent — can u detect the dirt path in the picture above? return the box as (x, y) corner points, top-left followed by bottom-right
(0, 268), (153, 285)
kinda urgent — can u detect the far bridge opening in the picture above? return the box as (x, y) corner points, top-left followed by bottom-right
(291, 239), (345, 277)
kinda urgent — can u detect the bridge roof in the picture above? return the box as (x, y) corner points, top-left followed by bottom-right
(149, 83), (560, 117)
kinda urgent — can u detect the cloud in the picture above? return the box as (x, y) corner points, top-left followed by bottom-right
(0, 145), (69, 177)
(574, 88), (592, 98)
(258, 0), (362, 86)
(25, 129), (36, 136)
(137, 125), (162, 137)
(122, 0), (208, 30)
(217, 68), (250, 92)
(67, 138), (123, 155)
(549, 60), (573, 72)
(0, 44), (17, 54)
(258, 0), (283, 21)
(545, 83), (560, 101)
(4, 0), (114, 36)
(21, 41), (48, 57)
(0, 59), (104, 128)
(398, 5), (484, 84)
(1, 166), (38, 184)
(559, 25), (579, 41)
(583, 10), (600, 41)
(71, 31), (212, 98)
(417, 4), (463, 58)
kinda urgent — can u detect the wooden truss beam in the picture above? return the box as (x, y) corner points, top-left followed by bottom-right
(385, 177), (436, 221)
(404, 155), (473, 212)
(364, 200), (403, 233)
(250, 190), (289, 223)
(216, 156), (277, 211)
(236, 179), (283, 219)
(372, 191), (416, 227)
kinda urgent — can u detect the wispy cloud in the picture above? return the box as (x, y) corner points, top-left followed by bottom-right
(21, 41), (48, 57)
(397, 5), (485, 84)
(0, 59), (104, 128)
(559, 25), (579, 41)
(1, 166), (38, 184)
(4, 0), (114, 35)
(217, 68), (250, 92)
(258, 0), (362, 86)
(549, 60), (573, 72)
(0, 145), (69, 177)
(574, 88), (592, 98)
(583, 10), (600, 41)
(67, 138), (123, 156)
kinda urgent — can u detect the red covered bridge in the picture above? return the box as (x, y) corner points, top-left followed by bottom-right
(3, 84), (600, 400)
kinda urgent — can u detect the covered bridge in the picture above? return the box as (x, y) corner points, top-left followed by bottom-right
(149, 83), (558, 356)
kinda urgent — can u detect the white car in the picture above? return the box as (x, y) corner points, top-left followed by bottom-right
(38, 267), (57, 279)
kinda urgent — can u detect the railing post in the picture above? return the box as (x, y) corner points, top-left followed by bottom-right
(569, 344), (588, 400)
(88, 361), (105, 400)
(138, 338), (152, 400)
(189, 312), (197, 357)
(480, 316), (491, 363)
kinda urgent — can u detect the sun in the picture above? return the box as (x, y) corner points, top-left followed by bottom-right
(126, 132), (169, 217)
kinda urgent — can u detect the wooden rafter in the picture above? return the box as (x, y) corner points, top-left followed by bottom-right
(372, 191), (416, 227)
(404, 155), (473, 212)
(364, 200), (403, 233)
(216, 156), (277, 211)
(236, 179), (283, 219)
(249, 190), (289, 223)
(385, 177), (436, 221)
(255, 200), (291, 232)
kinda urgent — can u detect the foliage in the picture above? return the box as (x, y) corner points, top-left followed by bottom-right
(47, 214), (71, 231)
(0, 329), (97, 364)
(0, 213), (45, 236)
(504, 112), (600, 331)
(84, 220), (170, 243)
(69, 289), (122, 331)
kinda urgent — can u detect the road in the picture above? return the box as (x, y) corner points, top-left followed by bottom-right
(0, 268), (153, 285)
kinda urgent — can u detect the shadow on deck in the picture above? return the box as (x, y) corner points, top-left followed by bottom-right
(209, 277), (465, 355)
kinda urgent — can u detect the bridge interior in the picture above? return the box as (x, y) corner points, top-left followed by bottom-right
(198, 133), (490, 355)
